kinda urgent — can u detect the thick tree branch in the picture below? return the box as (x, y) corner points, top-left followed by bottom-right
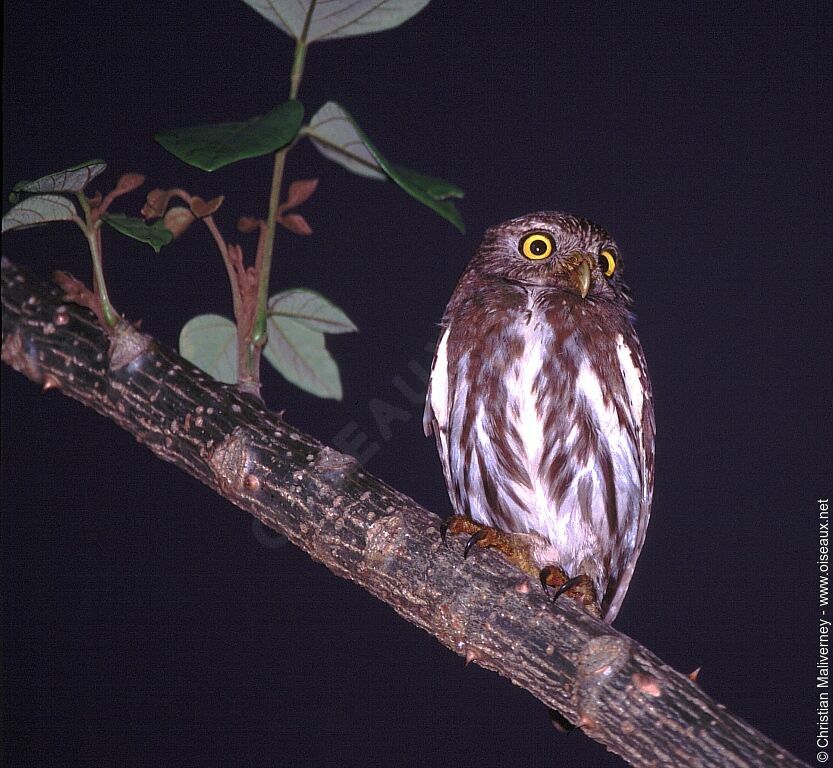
(1, 257), (807, 768)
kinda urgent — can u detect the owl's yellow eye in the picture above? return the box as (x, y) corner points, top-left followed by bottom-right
(599, 248), (616, 277)
(519, 232), (554, 261)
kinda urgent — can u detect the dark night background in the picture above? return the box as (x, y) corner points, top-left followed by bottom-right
(3, 2), (831, 766)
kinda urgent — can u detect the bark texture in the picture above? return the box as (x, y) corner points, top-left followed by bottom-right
(1, 257), (808, 768)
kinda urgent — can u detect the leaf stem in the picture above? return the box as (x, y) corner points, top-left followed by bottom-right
(251, 36), (309, 349)
(251, 148), (287, 348)
(203, 215), (242, 321)
(77, 193), (120, 329)
(291, 0), (315, 99)
(290, 41), (306, 101)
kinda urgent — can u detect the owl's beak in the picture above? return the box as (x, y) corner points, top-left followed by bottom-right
(570, 260), (592, 299)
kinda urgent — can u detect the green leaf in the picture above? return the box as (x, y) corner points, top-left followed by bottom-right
(388, 163), (464, 201)
(2, 194), (78, 233)
(179, 314), (238, 384)
(10, 159), (107, 202)
(306, 102), (465, 232)
(359, 134), (465, 233)
(101, 213), (174, 252)
(307, 102), (386, 180)
(154, 101), (304, 172)
(242, 0), (430, 43)
(264, 314), (343, 400)
(269, 288), (358, 334)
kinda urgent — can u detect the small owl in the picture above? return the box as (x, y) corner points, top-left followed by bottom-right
(424, 212), (655, 621)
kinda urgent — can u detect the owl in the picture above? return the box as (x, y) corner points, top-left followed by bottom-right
(424, 212), (654, 621)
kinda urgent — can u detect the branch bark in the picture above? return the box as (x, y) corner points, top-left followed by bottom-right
(1, 257), (808, 768)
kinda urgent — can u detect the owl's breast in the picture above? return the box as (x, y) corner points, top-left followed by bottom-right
(426, 286), (647, 591)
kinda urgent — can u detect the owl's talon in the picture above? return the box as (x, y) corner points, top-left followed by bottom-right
(539, 565), (569, 595)
(463, 529), (489, 558)
(440, 514), (476, 545)
(541, 565), (599, 613)
(441, 517), (558, 592)
(551, 574), (589, 603)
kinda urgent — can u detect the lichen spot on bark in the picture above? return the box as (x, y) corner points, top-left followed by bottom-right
(631, 671), (662, 697)
(364, 514), (407, 570)
(208, 427), (256, 494)
(313, 446), (358, 478)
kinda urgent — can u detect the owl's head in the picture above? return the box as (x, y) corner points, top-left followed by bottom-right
(470, 211), (629, 302)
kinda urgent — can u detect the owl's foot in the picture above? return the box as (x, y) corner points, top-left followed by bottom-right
(540, 566), (600, 617)
(440, 515), (541, 578)
(440, 516), (602, 617)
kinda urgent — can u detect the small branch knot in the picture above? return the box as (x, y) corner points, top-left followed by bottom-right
(109, 326), (152, 371)
(312, 446), (358, 476)
(573, 634), (633, 732)
(1, 329), (43, 383)
(208, 427), (257, 495)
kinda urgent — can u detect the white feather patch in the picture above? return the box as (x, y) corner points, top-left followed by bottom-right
(576, 356), (641, 544)
(616, 334), (644, 431)
(576, 362), (616, 434)
(511, 324), (550, 518)
(427, 327), (451, 436)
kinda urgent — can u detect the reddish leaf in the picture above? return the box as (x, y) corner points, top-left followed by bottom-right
(52, 270), (103, 322)
(228, 243), (258, 300)
(278, 212), (312, 236)
(142, 188), (175, 220)
(278, 178), (318, 213)
(114, 172), (146, 196)
(190, 194), (224, 218)
(227, 242), (245, 272)
(237, 216), (262, 233)
(242, 265), (259, 295)
(163, 206), (196, 238)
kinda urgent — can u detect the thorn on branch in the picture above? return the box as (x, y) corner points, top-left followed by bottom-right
(688, 667), (702, 683)
(41, 373), (61, 392)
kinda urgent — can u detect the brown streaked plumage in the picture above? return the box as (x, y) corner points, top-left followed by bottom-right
(424, 212), (655, 621)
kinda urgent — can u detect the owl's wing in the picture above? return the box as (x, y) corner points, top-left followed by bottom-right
(423, 325), (450, 438)
(422, 360), (436, 438)
(423, 326), (460, 512)
(603, 334), (656, 621)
